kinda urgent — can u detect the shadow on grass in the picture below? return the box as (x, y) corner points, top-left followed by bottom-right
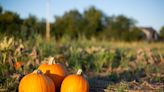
(88, 68), (148, 92)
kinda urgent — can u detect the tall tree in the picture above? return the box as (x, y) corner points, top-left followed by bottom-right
(83, 6), (104, 38)
(0, 11), (22, 36)
(103, 15), (137, 40)
(21, 15), (40, 39)
(52, 10), (84, 39)
(0, 5), (2, 14)
(160, 26), (164, 39)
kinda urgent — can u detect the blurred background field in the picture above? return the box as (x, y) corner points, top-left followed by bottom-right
(0, 36), (163, 91)
(0, 0), (164, 91)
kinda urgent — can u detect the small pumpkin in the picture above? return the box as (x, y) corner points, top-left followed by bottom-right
(38, 57), (66, 91)
(14, 61), (24, 70)
(19, 70), (55, 92)
(60, 69), (89, 92)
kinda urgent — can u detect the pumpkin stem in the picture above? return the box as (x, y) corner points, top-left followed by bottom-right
(48, 56), (54, 65)
(33, 70), (42, 74)
(52, 59), (56, 64)
(77, 69), (83, 75)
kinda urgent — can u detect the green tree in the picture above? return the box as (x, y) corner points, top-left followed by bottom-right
(160, 26), (164, 39)
(52, 10), (84, 39)
(83, 6), (104, 38)
(0, 5), (145, 41)
(52, 16), (65, 40)
(0, 5), (2, 14)
(103, 15), (137, 41)
(0, 11), (22, 36)
(21, 15), (41, 40)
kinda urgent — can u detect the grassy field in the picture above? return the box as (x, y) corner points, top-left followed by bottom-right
(0, 36), (164, 92)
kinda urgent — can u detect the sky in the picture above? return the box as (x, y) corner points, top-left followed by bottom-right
(0, 0), (164, 31)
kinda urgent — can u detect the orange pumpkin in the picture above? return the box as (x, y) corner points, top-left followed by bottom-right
(60, 69), (89, 92)
(19, 70), (55, 92)
(14, 61), (24, 70)
(38, 58), (66, 91)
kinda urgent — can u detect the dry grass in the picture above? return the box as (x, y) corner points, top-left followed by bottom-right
(0, 36), (164, 91)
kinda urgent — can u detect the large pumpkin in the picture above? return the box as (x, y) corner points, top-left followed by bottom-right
(38, 57), (66, 91)
(19, 70), (55, 92)
(60, 69), (89, 92)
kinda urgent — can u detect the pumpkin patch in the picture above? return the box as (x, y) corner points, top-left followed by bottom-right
(18, 57), (89, 92)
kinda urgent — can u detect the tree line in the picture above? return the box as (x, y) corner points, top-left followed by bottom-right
(0, 6), (164, 41)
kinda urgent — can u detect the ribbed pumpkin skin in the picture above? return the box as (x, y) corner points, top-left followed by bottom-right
(60, 74), (89, 92)
(38, 63), (66, 90)
(19, 72), (55, 92)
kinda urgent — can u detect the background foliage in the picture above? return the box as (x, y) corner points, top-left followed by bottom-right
(1, 6), (163, 41)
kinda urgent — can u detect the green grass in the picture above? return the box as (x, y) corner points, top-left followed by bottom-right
(0, 35), (164, 91)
